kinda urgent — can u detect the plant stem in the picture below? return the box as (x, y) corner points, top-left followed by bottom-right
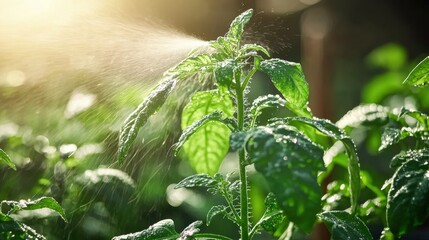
(235, 70), (249, 240)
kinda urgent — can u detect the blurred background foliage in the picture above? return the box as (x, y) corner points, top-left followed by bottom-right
(0, 0), (428, 239)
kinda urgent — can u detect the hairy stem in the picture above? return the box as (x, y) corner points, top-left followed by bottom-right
(235, 70), (249, 240)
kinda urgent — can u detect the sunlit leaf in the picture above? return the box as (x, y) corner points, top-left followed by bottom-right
(246, 124), (324, 231)
(0, 148), (16, 170)
(118, 78), (177, 163)
(112, 219), (179, 240)
(403, 56), (429, 87)
(387, 150), (429, 237)
(175, 174), (216, 189)
(260, 59), (312, 117)
(226, 9), (253, 44)
(2, 197), (66, 222)
(239, 44), (270, 57)
(284, 117), (361, 214)
(181, 90), (234, 175)
(318, 211), (373, 240)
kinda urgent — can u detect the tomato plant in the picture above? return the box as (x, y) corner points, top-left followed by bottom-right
(1, 8), (429, 240)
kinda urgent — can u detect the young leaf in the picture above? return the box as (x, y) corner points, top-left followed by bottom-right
(284, 117), (361, 214)
(246, 124), (324, 232)
(175, 174), (216, 189)
(249, 94), (286, 126)
(112, 219), (179, 240)
(239, 44), (270, 58)
(0, 148), (16, 170)
(387, 151), (429, 237)
(118, 78), (177, 163)
(2, 197), (66, 222)
(206, 205), (227, 226)
(260, 193), (285, 234)
(226, 9), (253, 44)
(403, 56), (429, 87)
(260, 59), (312, 117)
(181, 90), (234, 175)
(318, 211), (373, 240)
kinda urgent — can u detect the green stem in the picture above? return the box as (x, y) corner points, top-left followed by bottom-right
(235, 70), (249, 240)
(241, 67), (257, 91)
(193, 233), (234, 240)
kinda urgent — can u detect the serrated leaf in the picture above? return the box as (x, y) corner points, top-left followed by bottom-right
(206, 205), (227, 226)
(318, 211), (373, 240)
(246, 124), (324, 231)
(2, 197), (66, 222)
(284, 117), (361, 214)
(260, 193), (285, 233)
(403, 56), (429, 87)
(179, 221), (202, 240)
(387, 151), (429, 237)
(118, 78), (177, 163)
(181, 90), (234, 175)
(112, 219), (179, 240)
(226, 9), (253, 44)
(174, 112), (223, 156)
(336, 104), (389, 129)
(175, 174), (216, 189)
(260, 59), (312, 117)
(0, 148), (16, 170)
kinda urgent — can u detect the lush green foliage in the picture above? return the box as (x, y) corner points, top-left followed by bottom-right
(2, 8), (429, 240)
(116, 9), (429, 240)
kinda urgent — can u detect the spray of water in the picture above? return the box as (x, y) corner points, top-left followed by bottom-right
(0, 2), (212, 237)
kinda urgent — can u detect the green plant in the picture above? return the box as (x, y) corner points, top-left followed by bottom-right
(116, 9), (429, 240)
(116, 9), (366, 240)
